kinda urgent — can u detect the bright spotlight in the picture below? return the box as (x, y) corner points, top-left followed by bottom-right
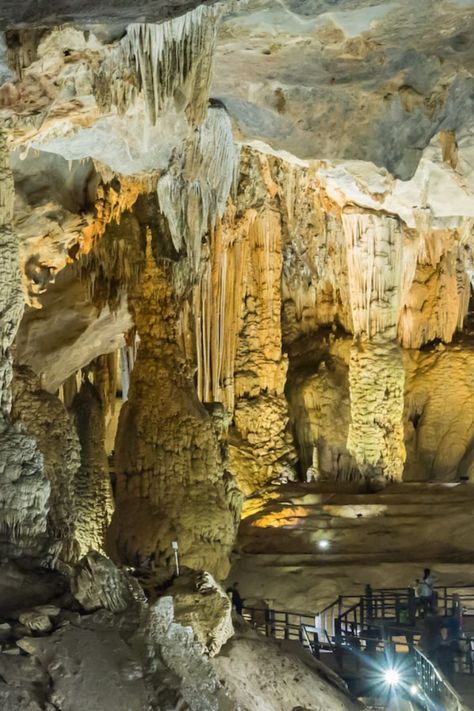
(318, 539), (330, 550)
(384, 669), (400, 686)
(410, 684), (419, 696)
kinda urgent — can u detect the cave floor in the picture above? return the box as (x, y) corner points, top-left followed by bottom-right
(231, 481), (474, 611)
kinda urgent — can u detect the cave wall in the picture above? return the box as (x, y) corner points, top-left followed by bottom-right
(0, 129), (50, 558)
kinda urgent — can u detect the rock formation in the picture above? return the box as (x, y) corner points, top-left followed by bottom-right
(1, 0), (474, 706)
(109, 234), (241, 578)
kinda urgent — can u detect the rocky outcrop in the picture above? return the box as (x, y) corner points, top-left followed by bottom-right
(168, 570), (233, 656)
(0, 130), (49, 559)
(11, 366), (81, 561)
(70, 551), (140, 613)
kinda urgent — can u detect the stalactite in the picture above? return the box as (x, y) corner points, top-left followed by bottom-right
(77, 205), (145, 312)
(81, 178), (144, 258)
(186, 201), (297, 494)
(398, 228), (471, 348)
(342, 211), (403, 340)
(157, 107), (237, 272)
(95, 6), (220, 126)
(190, 211), (248, 411)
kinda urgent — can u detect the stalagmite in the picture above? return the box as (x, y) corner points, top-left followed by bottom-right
(12, 366), (82, 561)
(347, 338), (405, 481)
(72, 378), (114, 556)
(0, 130), (22, 417)
(108, 234), (241, 578)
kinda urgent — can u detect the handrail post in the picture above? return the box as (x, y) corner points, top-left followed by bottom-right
(284, 612), (289, 640)
(313, 631), (320, 659)
(408, 588), (416, 625)
(264, 608), (270, 637)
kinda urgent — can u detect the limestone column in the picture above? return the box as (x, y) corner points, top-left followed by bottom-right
(72, 378), (114, 557)
(228, 209), (297, 494)
(343, 212), (406, 481)
(190, 208), (297, 495)
(107, 238), (241, 579)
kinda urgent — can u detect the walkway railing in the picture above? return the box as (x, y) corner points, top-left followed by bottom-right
(242, 585), (474, 709)
(414, 647), (466, 711)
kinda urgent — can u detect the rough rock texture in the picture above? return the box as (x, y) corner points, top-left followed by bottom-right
(4, 11), (474, 496)
(0, 557), (354, 711)
(168, 571), (233, 656)
(0, 130), (49, 558)
(287, 333), (474, 483)
(347, 337), (405, 481)
(109, 240), (241, 579)
(2, 11), (474, 708)
(0, 0), (221, 27)
(212, 619), (360, 711)
(72, 378), (114, 557)
(11, 365), (81, 561)
(215, 0), (474, 180)
(71, 551), (139, 613)
(0, 561), (66, 615)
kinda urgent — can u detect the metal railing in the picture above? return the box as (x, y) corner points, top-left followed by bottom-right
(241, 606), (319, 647)
(242, 594), (473, 710)
(414, 647), (466, 711)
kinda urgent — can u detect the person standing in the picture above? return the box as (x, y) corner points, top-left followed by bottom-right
(419, 568), (436, 615)
(436, 626), (457, 683)
(227, 582), (244, 615)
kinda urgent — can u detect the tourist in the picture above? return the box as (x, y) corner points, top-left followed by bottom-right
(227, 582), (244, 615)
(435, 626), (457, 683)
(419, 569), (436, 615)
(413, 578), (423, 615)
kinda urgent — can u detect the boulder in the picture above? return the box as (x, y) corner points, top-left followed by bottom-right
(18, 612), (52, 634)
(167, 571), (234, 656)
(71, 552), (136, 613)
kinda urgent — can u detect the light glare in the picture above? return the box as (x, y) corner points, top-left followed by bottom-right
(384, 669), (400, 686)
(318, 539), (330, 550)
